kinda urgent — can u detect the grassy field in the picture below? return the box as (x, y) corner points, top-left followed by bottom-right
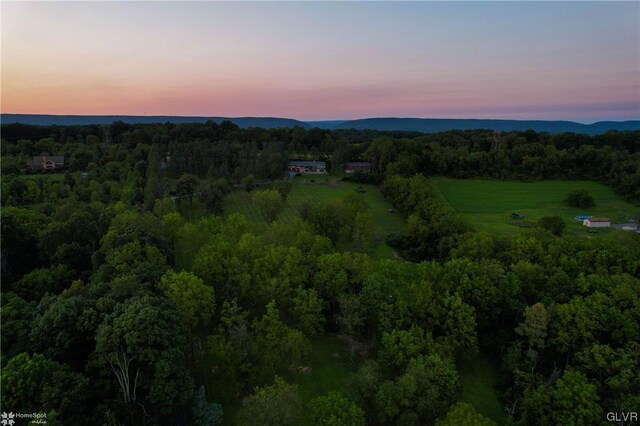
(207, 334), (360, 425)
(224, 176), (405, 257)
(20, 173), (65, 181)
(430, 177), (639, 236)
(459, 354), (504, 424)
(289, 335), (360, 406)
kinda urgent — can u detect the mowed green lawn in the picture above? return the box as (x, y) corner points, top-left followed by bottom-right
(459, 354), (505, 424)
(430, 177), (638, 236)
(289, 335), (359, 408)
(224, 177), (405, 256)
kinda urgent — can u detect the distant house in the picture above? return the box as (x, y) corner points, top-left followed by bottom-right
(575, 215), (593, 221)
(288, 160), (327, 176)
(583, 218), (611, 228)
(344, 162), (371, 174)
(26, 155), (65, 172)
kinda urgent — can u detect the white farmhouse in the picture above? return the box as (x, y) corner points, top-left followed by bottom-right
(583, 218), (611, 228)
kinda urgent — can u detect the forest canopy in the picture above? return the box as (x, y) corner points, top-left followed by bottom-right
(1, 123), (639, 425)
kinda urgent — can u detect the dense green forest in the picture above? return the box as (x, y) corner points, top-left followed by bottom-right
(1, 122), (639, 425)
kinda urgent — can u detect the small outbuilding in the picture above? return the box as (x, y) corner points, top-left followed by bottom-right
(575, 215), (593, 221)
(611, 223), (639, 232)
(344, 162), (371, 174)
(583, 218), (611, 228)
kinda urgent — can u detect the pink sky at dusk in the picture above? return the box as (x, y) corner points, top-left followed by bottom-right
(2, 1), (639, 122)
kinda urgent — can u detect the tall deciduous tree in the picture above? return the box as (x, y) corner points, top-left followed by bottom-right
(436, 402), (497, 426)
(273, 179), (293, 200)
(252, 301), (310, 381)
(1, 353), (89, 424)
(237, 377), (302, 426)
(199, 179), (229, 214)
(176, 173), (199, 206)
(308, 391), (365, 426)
(565, 189), (595, 208)
(144, 144), (164, 210)
(0, 293), (35, 357)
(290, 287), (325, 336)
(159, 270), (215, 343)
(253, 189), (284, 223)
(304, 203), (345, 243)
(95, 295), (193, 416)
(379, 326), (432, 372)
(538, 215), (566, 236)
(521, 369), (601, 425)
(374, 354), (460, 424)
(516, 302), (549, 361)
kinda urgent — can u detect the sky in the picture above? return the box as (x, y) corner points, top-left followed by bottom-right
(1, 1), (639, 122)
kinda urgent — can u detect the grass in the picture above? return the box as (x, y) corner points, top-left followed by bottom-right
(459, 353), (504, 424)
(289, 334), (359, 405)
(201, 334), (359, 425)
(430, 177), (639, 237)
(20, 172), (65, 181)
(224, 176), (405, 257)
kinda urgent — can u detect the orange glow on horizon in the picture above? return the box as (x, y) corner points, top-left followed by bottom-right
(2, 2), (639, 121)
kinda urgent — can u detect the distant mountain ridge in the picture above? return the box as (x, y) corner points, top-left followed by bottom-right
(328, 118), (640, 135)
(2, 114), (639, 135)
(0, 114), (307, 129)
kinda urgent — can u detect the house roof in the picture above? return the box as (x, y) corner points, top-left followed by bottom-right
(30, 156), (65, 163)
(289, 160), (325, 166)
(575, 215), (593, 220)
(586, 218), (610, 222)
(345, 162), (370, 166)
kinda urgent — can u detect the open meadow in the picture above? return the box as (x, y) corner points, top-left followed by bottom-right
(430, 177), (639, 237)
(223, 176), (405, 257)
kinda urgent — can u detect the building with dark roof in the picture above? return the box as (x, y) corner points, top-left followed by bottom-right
(26, 155), (65, 172)
(288, 160), (327, 176)
(344, 161), (371, 174)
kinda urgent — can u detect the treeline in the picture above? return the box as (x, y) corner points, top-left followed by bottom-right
(2, 121), (339, 180)
(3, 122), (639, 202)
(382, 174), (469, 261)
(366, 130), (640, 202)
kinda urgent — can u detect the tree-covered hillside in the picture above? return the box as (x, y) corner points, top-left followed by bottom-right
(1, 123), (638, 425)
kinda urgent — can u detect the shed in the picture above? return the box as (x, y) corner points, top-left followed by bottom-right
(344, 162), (371, 173)
(583, 218), (611, 228)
